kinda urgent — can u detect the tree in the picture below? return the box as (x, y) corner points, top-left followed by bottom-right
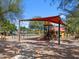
(20, 26), (30, 36)
(29, 21), (44, 29)
(45, 0), (79, 16)
(46, 0), (79, 36)
(0, 0), (22, 26)
(20, 26), (28, 31)
(9, 23), (17, 32)
(0, 0), (21, 36)
(29, 21), (44, 34)
(0, 0), (21, 16)
(29, 16), (44, 34)
(65, 10), (79, 35)
(0, 20), (17, 33)
(29, 17), (44, 30)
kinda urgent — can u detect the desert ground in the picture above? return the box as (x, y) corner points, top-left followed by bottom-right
(0, 35), (79, 59)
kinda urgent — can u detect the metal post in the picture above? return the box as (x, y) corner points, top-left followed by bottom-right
(18, 20), (20, 42)
(58, 21), (60, 45)
(44, 22), (46, 34)
(44, 25), (45, 34)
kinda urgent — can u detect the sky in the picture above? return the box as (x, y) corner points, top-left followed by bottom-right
(20, 0), (66, 27)
(21, 0), (65, 19)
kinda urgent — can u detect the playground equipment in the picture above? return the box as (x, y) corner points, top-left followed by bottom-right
(18, 16), (64, 45)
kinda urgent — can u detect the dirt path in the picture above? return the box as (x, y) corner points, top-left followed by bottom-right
(18, 37), (79, 59)
(0, 36), (79, 59)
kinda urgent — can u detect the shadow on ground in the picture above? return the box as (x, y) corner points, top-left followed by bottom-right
(0, 37), (79, 59)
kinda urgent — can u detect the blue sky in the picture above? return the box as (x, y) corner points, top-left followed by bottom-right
(20, 0), (66, 27)
(20, 0), (78, 27)
(21, 0), (64, 19)
(15, 0), (78, 28)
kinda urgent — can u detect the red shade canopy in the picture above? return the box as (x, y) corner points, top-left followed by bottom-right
(32, 16), (64, 24)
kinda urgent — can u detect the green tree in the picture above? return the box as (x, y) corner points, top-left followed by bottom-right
(0, 0), (21, 36)
(20, 26), (28, 31)
(46, 0), (79, 16)
(29, 21), (44, 30)
(0, 20), (17, 33)
(29, 17), (44, 30)
(65, 10), (79, 35)
(0, 0), (22, 27)
(9, 24), (17, 31)
(0, 0), (21, 16)
(20, 26), (30, 34)
(29, 21), (44, 34)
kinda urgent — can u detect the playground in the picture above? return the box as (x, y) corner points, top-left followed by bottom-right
(0, 0), (79, 59)
(0, 16), (79, 59)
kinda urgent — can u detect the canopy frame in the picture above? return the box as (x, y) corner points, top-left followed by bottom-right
(18, 16), (64, 45)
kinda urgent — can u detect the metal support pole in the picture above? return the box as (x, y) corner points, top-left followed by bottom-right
(58, 21), (60, 45)
(18, 20), (20, 42)
(44, 22), (45, 34)
(48, 25), (50, 39)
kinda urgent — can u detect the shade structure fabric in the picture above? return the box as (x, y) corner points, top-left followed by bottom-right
(32, 16), (64, 24)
